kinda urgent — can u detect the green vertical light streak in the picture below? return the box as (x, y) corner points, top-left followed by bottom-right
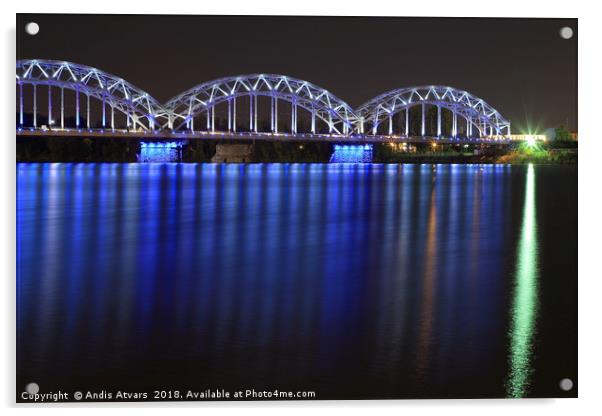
(506, 164), (539, 398)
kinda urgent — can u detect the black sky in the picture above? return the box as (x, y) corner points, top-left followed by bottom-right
(17, 14), (577, 132)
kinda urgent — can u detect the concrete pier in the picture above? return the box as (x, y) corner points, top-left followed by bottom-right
(211, 144), (254, 163)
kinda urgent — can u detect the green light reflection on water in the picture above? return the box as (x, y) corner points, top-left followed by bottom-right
(506, 164), (539, 398)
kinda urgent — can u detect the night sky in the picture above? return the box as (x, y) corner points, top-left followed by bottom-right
(17, 14), (577, 132)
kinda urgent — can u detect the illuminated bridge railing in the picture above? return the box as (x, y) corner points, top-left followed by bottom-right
(16, 128), (517, 145)
(16, 59), (512, 141)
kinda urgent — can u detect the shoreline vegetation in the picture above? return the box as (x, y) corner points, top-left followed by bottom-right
(16, 137), (577, 164)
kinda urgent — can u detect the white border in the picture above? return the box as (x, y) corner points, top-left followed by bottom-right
(2, 1), (600, 414)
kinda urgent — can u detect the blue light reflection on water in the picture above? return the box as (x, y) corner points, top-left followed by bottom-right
(16, 163), (570, 398)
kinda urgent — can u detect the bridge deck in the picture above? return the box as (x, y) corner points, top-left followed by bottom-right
(16, 129), (513, 145)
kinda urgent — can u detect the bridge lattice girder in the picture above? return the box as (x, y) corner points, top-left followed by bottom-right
(16, 60), (167, 130)
(16, 60), (511, 137)
(163, 74), (358, 134)
(355, 85), (511, 136)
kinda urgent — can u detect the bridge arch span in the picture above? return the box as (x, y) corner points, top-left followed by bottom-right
(356, 86), (511, 138)
(16, 59), (166, 131)
(163, 74), (358, 135)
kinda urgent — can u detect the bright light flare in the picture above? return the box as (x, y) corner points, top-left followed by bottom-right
(526, 135), (536, 147)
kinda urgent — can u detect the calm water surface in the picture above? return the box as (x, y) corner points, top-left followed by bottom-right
(16, 163), (577, 400)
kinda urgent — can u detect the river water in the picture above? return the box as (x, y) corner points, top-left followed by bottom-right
(16, 163), (577, 400)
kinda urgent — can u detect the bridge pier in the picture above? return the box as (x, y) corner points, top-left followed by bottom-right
(139, 141), (186, 162)
(211, 143), (254, 163)
(330, 144), (373, 163)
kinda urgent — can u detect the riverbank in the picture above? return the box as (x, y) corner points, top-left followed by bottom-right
(16, 137), (577, 164)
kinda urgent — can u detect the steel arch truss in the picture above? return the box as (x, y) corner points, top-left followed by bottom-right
(16, 59), (167, 130)
(356, 86), (511, 137)
(16, 60), (513, 140)
(164, 74), (358, 135)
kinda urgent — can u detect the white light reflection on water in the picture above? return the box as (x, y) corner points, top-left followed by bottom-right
(506, 164), (539, 398)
